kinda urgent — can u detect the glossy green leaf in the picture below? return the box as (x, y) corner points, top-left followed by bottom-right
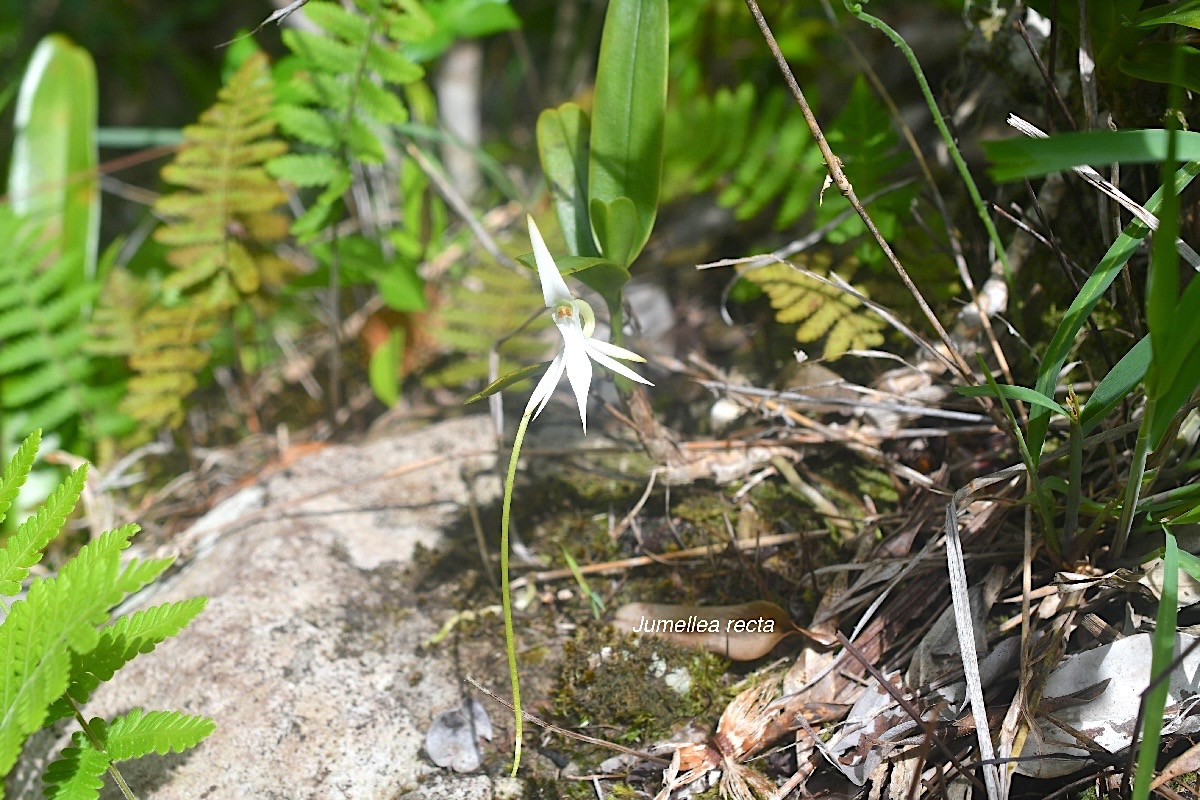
(514, 253), (631, 302)
(8, 34), (99, 279)
(537, 103), (596, 257)
(589, 196), (639, 270)
(1080, 335), (1150, 434)
(465, 361), (550, 404)
(369, 328), (405, 407)
(984, 129), (1200, 182)
(956, 383), (1068, 417)
(588, 0), (667, 263)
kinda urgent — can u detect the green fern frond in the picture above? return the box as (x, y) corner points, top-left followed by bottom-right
(0, 460), (86, 595)
(41, 736), (109, 800)
(153, 51), (291, 303)
(0, 436), (210, 795)
(423, 260), (551, 390)
(740, 258), (886, 359)
(0, 210), (127, 443)
(0, 429), (39, 528)
(269, 0), (431, 239)
(46, 598), (207, 723)
(0, 564), (122, 779)
(664, 76), (916, 265)
(102, 708), (215, 760)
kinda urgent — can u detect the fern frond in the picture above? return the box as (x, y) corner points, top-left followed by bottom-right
(153, 51), (291, 303)
(41, 735), (109, 800)
(0, 549), (128, 779)
(0, 462), (86, 596)
(664, 76), (916, 267)
(0, 210), (127, 442)
(423, 260), (551, 390)
(0, 429), (39, 529)
(740, 258), (886, 359)
(115, 554), (174, 596)
(103, 708), (215, 760)
(269, 0), (430, 236)
(115, 299), (221, 430)
(46, 598), (207, 723)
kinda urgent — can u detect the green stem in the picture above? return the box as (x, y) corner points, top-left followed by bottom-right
(500, 403), (534, 776)
(846, 4), (1012, 281)
(1114, 397), (1156, 559)
(1064, 414), (1083, 553)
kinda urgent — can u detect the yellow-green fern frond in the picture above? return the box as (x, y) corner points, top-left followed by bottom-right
(741, 257), (886, 359)
(153, 51), (291, 308)
(120, 303), (221, 429)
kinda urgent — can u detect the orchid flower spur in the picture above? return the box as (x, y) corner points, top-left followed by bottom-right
(525, 215), (652, 432)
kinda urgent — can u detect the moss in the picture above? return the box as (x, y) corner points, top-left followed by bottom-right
(553, 623), (732, 751)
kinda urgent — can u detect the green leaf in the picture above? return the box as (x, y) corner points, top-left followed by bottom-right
(103, 708), (216, 760)
(302, 0), (372, 42)
(42, 738), (109, 800)
(1026, 161), (1200, 461)
(266, 153), (346, 187)
(1080, 335), (1150, 433)
(0, 464), (86, 596)
(0, 429), (39, 529)
(376, 265), (425, 312)
(368, 328), (405, 407)
(1136, 0), (1200, 29)
(537, 104), (596, 257)
(49, 597), (207, 720)
(1132, 531), (1179, 800)
(8, 34), (100, 279)
(465, 361), (551, 404)
(589, 196), (639, 270)
(984, 129), (1200, 182)
(514, 253), (631, 301)
(1120, 43), (1200, 93)
(588, 0), (667, 264)
(955, 384), (1068, 416)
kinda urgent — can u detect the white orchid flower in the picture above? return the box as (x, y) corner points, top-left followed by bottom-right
(525, 215), (652, 433)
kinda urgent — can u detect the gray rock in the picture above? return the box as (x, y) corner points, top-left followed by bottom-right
(11, 415), (513, 800)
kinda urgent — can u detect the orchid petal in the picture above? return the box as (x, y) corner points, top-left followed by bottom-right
(585, 342), (654, 386)
(559, 315), (594, 433)
(584, 337), (648, 363)
(527, 350), (566, 420)
(528, 215), (572, 307)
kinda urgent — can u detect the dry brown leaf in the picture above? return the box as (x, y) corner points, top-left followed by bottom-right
(613, 600), (832, 660)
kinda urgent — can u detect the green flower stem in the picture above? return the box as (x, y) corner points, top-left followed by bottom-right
(1114, 396), (1156, 559)
(500, 403), (533, 776)
(845, 3), (1012, 282)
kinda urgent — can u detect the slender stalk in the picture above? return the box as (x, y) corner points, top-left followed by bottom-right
(741, 0), (978, 388)
(1114, 397), (1156, 559)
(1064, 415), (1083, 551)
(844, 3), (1013, 282)
(500, 403), (534, 775)
(69, 696), (137, 800)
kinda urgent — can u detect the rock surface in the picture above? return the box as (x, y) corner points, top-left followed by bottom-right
(11, 415), (520, 800)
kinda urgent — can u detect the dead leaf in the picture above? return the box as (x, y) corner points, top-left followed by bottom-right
(1015, 633), (1200, 779)
(613, 600), (831, 660)
(424, 698), (492, 772)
